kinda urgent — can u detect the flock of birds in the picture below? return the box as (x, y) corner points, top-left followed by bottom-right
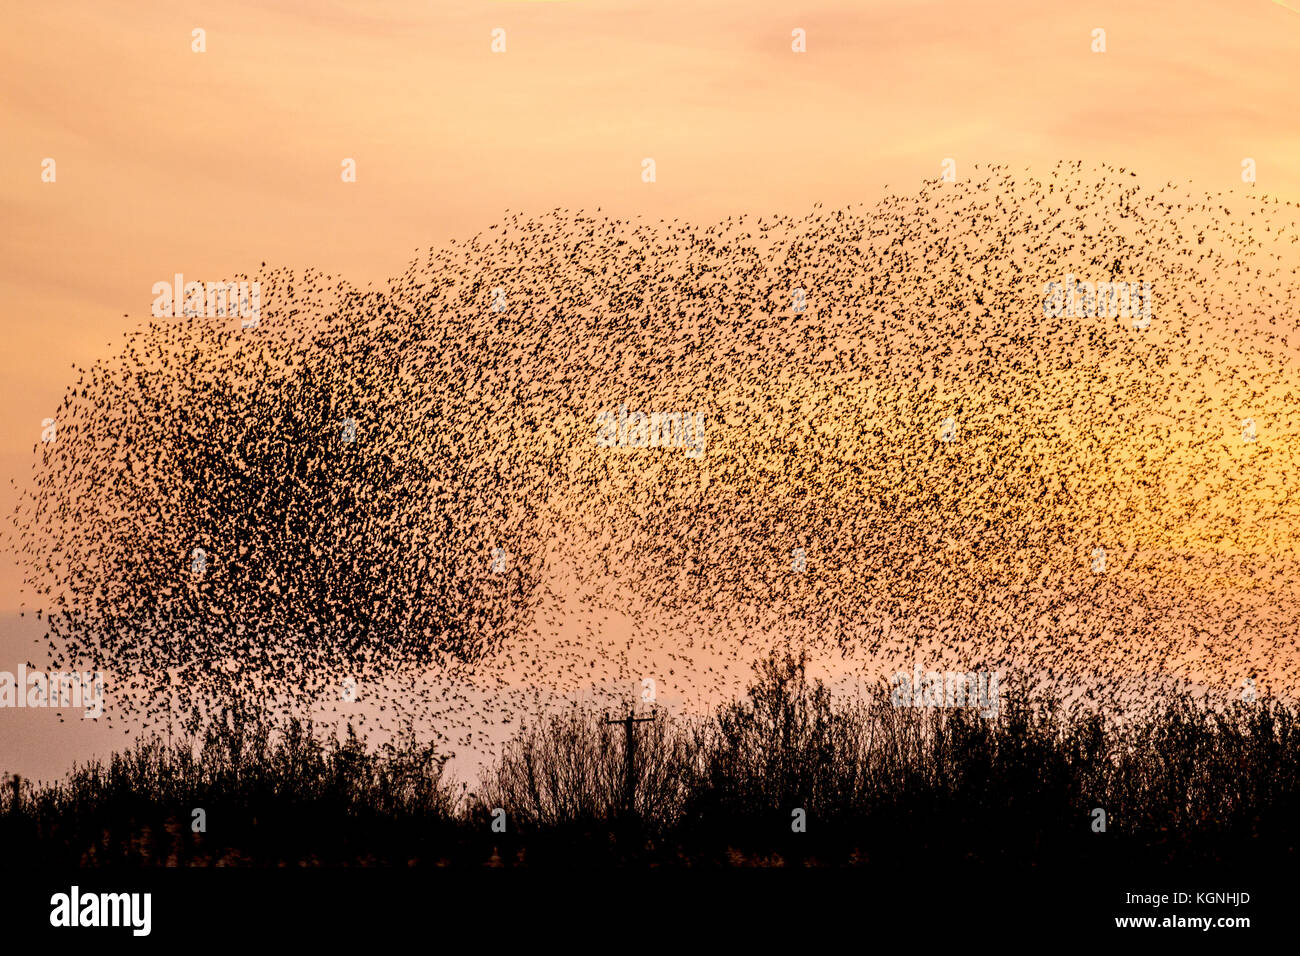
(10, 161), (1300, 767)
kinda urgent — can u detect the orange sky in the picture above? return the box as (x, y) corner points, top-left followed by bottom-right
(2, 0), (1299, 778)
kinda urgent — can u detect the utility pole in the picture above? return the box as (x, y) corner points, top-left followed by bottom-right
(605, 711), (653, 819)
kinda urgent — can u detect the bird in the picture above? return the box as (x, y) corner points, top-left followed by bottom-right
(6, 160), (1300, 781)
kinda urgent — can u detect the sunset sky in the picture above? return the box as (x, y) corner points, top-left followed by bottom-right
(2, 0), (1298, 779)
